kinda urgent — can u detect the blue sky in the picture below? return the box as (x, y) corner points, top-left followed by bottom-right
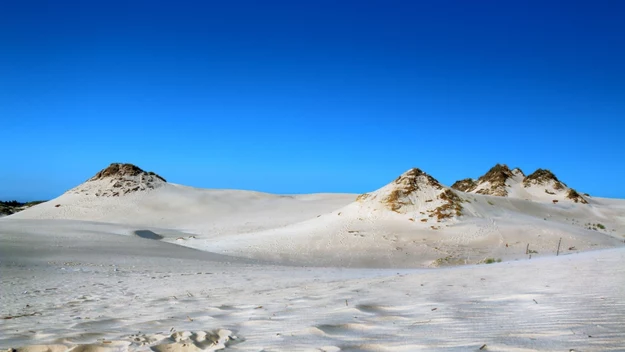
(1, 0), (624, 201)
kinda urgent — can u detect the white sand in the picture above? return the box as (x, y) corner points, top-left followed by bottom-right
(2, 169), (625, 351)
(9, 183), (356, 238)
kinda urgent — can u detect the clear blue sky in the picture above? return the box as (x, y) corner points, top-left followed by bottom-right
(1, 0), (624, 201)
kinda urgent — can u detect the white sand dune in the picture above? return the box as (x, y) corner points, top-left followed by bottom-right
(11, 166), (624, 268)
(2, 163), (625, 351)
(191, 169), (625, 268)
(452, 164), (590, 204)
(9, 183), (356, 239)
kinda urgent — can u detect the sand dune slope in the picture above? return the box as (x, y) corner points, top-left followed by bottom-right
(8, 166), (625, 268)
(9, 183), (357, 238)
(197, 170), (625, 268)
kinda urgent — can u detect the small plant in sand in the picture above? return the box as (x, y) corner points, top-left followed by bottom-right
(432, 256), (465, 267)
(483, 258), (502, 264)
(433, 256), (453, 266)
(356, 193), (370, 202)
(596, 223), (606, 230)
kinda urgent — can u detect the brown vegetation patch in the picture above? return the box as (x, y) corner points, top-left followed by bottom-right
(89, 163), (166, 182)
(431, 189), (463, 220)
(451, 178), (477, 192)
(78, 163), (167, 197)
(567, 189), (588, 204)
(478, 164), (514, 184)
(523, 169), (565, 189)
(356, 193), (370, 202)
(384, 189), (403, 212)
(392, 168), (443, 190)
(476, 186), (508, 197)
(469, 164), (515, 196)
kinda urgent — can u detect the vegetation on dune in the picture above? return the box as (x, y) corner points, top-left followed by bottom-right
(355, 193), (370, 202)
(585, 222), (606, 231)
(432, 189), (464, 219)
(384, 189), (404, 213)
(523, 168), (565, 190)
(474, 164), (515, 197)
(450, 178), (477, 193)
(567, 189), (589, 204)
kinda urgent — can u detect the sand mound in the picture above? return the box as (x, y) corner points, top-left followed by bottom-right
(67, 163), (167, 197)
(450, 178), (477, 193)
(451, 164), (521, 197)
(523, 169), (588, 204)
(452, 164), (589, 204)
(357, 168), (464, 221)
(522, 168), (564, 189)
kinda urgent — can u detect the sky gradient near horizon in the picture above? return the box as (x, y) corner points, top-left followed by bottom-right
(1, 0), (624, 201)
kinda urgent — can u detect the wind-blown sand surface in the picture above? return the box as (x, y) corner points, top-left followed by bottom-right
(2, 164), (625, 351)
(2, 219), (624, 351)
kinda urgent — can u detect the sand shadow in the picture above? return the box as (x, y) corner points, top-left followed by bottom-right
(134, 230), (164, 240)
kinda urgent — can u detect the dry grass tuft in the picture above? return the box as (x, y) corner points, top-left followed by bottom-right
(384, 189), (404, 212)
(356, 193), (370, 202)
(567, 189), (588, 204)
